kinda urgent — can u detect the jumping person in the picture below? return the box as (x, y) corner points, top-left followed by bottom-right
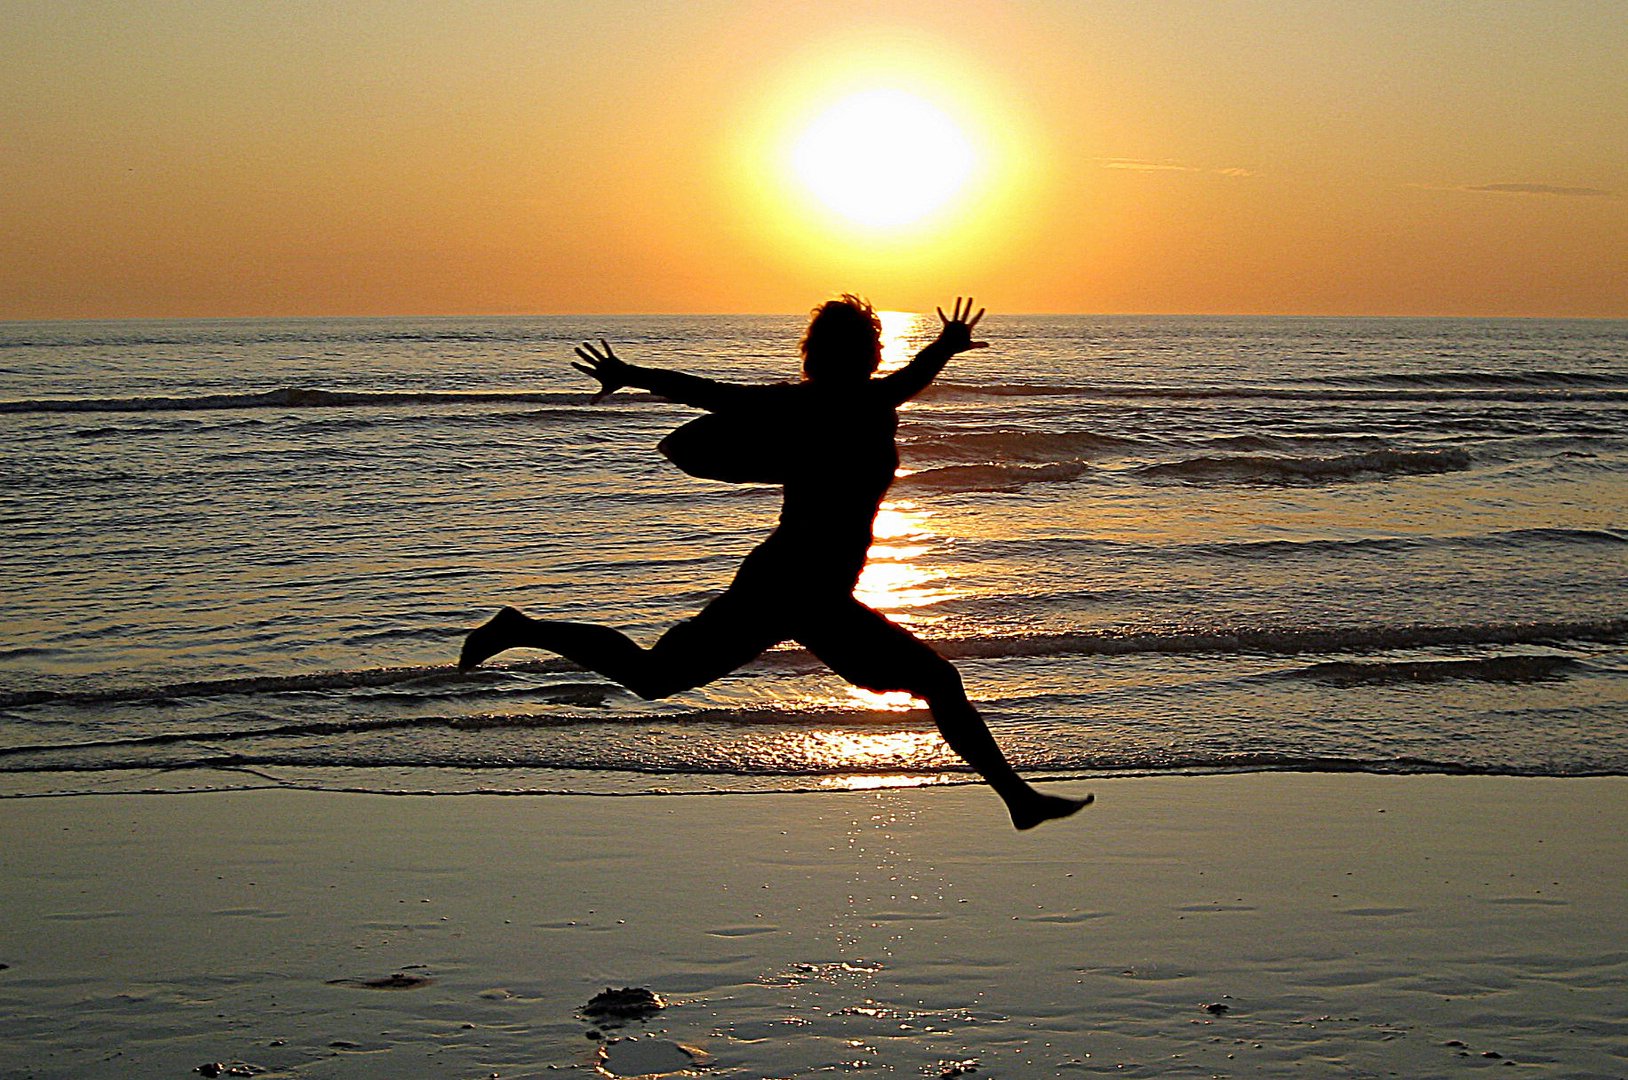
(459, 296), (1090, 829)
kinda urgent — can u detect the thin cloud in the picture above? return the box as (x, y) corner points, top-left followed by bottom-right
(1463, 182), (1616, 198)
(1100, 158), (1260, 178)
(1100, 158), (1199, 172)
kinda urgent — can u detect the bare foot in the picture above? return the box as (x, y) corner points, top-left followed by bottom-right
(1009, 791), (1094, 831)
(458, 606), (526, 672)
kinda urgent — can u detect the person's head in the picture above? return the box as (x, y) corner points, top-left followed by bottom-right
(800, 294), (882, 383)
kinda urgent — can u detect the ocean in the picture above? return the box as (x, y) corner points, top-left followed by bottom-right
(2, 314), (1624, 798)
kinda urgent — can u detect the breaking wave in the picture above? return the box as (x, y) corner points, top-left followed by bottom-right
(6, 617), (1621, 712)
(1305, 369), (1628, 390)
(2, 727), (1620, 787)
(922, 618), (1628, 663)
(959, 527), (1628, 563)
(1138, 448), (1475, 484)
(923, 381), (1628, 404)
(1283, 654), (1588, 686)
(10, 377), (1625, 418)
(897, 461), (1091, 492)
(0, 387), (601, 415)
(901, 428), (1142, 462)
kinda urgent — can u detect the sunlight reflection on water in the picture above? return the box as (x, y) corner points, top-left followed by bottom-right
(786, 730), (951, 790)
(855, 503), (956, 624)
(876, 310), (923, 373)
(846, 500), (963, 715)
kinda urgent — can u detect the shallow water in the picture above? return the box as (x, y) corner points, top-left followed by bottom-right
(2, 314), (1625, 796)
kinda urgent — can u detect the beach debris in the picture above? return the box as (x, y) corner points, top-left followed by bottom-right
(582, 986), (666, 1023)
(326, 971), (435, 990)
(194, 1063), (259, 1077)
(594, 1036), (705, 1078)
(936, 1058), (980, 1077)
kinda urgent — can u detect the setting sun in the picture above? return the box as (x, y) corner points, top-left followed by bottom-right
(723, 39), (1035, 303)
(790, 90), (976, 228)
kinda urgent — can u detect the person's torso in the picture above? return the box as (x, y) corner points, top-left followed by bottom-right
(755, 383), (899, 586)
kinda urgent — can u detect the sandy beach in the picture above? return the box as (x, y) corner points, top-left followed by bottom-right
(2, 775), (1624, 1078)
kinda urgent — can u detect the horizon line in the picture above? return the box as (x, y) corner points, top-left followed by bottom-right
(5, 310), (1628, 326)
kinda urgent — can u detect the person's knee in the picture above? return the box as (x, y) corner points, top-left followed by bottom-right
(626, 666), (699, 700)
(906, 654), (964, 702)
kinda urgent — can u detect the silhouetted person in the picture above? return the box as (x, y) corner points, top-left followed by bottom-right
(460, 296), (1090, 829)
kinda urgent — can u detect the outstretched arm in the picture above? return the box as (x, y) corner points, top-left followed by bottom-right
(876, 296), (987, 406)
(572, 340), (766, 412)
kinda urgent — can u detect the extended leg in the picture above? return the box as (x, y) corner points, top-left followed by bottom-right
(459, 594), (778, 700)
(801, 602), (1091, 829)
(913, 665), (1091, 829)
(459, 607), (669, 695)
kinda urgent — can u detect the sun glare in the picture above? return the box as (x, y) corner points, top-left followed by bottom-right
(790, 90), (975, 228)
(727, 40), (1036, 289)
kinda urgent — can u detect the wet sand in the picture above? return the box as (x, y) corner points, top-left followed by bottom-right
(2, 775), (1625, 1078)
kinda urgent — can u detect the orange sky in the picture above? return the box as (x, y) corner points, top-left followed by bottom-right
(3, 1), (1624, 319)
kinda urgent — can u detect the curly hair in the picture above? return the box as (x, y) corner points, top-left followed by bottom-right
(800, 294), (883, 382)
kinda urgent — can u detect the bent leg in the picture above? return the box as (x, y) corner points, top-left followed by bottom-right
(459, 592), (781, 699)
(799, 601), (1090, 829)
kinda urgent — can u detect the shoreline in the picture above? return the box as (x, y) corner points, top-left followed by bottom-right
(4, 774), (1625, 1078)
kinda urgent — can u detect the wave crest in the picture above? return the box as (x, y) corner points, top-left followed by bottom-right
(6, 617), (1622, 712)
(902, 428), (1141, 463)
(1286, 654), (1587, 686)
(1138, 448), (1474, 485)
(898, 461), (1090, 492)
(921, 381), (1628, 404)
(921, 618), (1628, 663)
(0, 386), (600, 415)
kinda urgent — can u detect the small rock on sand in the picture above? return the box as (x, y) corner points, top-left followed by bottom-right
(582, 986), (666, 1022)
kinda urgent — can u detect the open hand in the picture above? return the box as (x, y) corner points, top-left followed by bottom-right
(935, 296), (988, 354)
(571, 339), (630, 403)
